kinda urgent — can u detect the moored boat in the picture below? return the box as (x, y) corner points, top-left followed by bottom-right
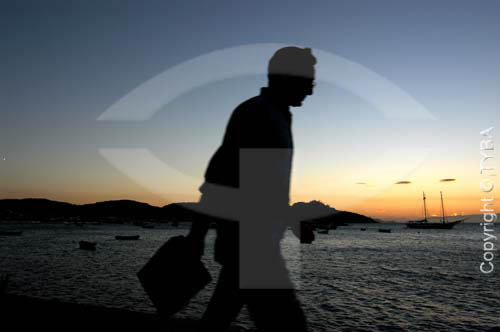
(406, 219), (463, 229)
(115, 235), (140, 240)
(0, 274), (8, 293)
(406, 192), (465, 229)
(79, 241), (96, 251)
(0, 230), (23, 236)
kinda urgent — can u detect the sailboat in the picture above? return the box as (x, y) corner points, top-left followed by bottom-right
(406, 191), (465, 229)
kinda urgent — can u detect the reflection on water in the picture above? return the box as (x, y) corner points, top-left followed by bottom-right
(0, 223), (499, 331)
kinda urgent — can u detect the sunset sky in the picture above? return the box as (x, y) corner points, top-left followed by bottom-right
(1, 1), (499, 220)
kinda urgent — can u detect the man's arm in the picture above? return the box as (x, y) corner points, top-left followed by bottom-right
(186, 219), (210, 258)
(286, 206), (315, 244)
(290, 219), (315, 244)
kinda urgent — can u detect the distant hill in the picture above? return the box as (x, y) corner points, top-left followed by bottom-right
(0, 199), (77, 221)
(290, 200), (376, 225)
(407, 215), (482, 223)
(0, 199), (214, 223)
(161, 202), (209, 222)
(79, 200), (161, 218)
(0, 198), (376, 224)
(0, 199), (162, 223)
(377, 215), (481, 223)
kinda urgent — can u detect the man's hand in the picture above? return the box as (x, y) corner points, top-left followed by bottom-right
(186, 221), (209, 258)
(291, 220), (315, 244)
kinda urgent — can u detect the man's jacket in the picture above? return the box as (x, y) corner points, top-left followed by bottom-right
(201, 87), (293, 208)
(199, 87), (295, 265)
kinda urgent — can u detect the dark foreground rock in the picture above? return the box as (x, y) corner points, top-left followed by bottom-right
(0, 294), (198, 331)
(0, 293), (254, 331)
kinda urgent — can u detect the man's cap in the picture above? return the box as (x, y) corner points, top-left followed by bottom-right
(268, 46), (316, 79)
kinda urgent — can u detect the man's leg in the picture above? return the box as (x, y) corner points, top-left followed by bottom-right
(245, 288), (309, 332)
(198, 264), (244, 331)
(242, 255), (308, 332)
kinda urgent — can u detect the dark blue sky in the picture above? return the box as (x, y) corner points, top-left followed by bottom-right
(1, 0), (499, 216)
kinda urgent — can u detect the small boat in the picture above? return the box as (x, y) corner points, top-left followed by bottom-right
(407, 220), (463, 229)
(378, 228), (391, 233)
(406, 192), (466, 229)
(0, 274), (9, 294)
(0, 230), (23, 236)
(115, 235), (140, 240)
(360, 228), (366, 231)
(317, 229), (329, 234)
(79, 241), (96, 251)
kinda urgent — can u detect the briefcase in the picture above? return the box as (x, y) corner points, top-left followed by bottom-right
(137, 235), (212, 316)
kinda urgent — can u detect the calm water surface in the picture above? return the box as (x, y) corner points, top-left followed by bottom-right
(0, 222), (499, 331)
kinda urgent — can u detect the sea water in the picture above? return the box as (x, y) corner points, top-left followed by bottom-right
(0, 222), (499, 331)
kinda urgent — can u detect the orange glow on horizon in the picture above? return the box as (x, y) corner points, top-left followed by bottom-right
(2, 158), (483, 221)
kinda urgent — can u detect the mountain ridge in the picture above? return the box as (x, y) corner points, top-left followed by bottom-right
(0, 198), (376, 224)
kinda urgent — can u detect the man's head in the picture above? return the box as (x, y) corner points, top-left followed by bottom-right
(267, 46), (316, 107)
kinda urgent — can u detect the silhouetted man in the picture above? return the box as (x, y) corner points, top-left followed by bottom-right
(189, 46), (316, 332)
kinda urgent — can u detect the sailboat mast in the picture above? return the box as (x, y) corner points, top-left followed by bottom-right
(440, 191), (446, 223)
(423, 192), (427, 221)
